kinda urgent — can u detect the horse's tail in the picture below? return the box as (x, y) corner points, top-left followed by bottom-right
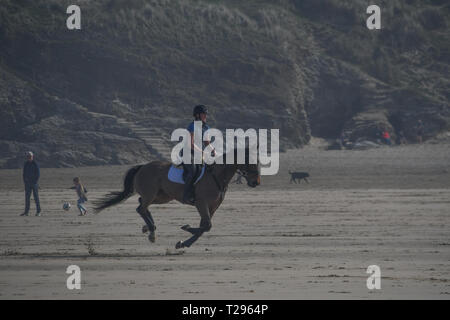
(94, 165), (143, 213)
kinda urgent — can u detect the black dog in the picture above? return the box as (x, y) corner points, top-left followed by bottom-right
(289, 170), (310, 184)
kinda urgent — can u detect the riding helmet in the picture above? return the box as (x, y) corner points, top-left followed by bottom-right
(193, 105), (208, 116)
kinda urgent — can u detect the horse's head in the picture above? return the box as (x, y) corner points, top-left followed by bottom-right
(231, 144), (261, 188)
(237, 162), (260, 188)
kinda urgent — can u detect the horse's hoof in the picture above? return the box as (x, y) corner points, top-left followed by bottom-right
(148, 231), (156, 243)
(181, 224), (190, 231)
(142, 225), (149, 233)
(175, 241), (184, 249)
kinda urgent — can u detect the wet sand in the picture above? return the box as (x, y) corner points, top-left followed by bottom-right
(0, 143), (449, 299)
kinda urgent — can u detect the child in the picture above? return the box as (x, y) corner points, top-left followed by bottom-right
(72, 177), (88, 216)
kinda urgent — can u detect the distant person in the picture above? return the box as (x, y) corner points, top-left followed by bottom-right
(416, 120), (425, 143)
(398, 130), (407, 145)
(375, 129), (383, 144)
(21, 151), (41, 216)
(339, 132), (346, 149)
(382, 130), (392, 145)
(72, 177), (88, 216)
(339, 132), (351, 149)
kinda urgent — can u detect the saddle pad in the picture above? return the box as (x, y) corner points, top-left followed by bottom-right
(168, 165), (206, 185)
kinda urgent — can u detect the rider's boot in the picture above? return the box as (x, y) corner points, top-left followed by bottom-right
(183, 165), (196, 205)
(183, 177), (195, 205)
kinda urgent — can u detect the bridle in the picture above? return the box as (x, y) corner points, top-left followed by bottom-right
(208, 162), (260, 192)
(237, 166), (259, 178)
(237, 163), (260, 183)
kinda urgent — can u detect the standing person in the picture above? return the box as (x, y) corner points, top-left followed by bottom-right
(398, 130), (407, 145)
(72, 177), (88, 216)
(182, 105), (214, 205)
(21, 151), (41, 216)
(382, 129), (392, 145)
(416, 119), (425, 143)
(339, 131), (350, 149)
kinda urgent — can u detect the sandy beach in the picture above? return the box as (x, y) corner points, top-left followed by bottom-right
(0, 143), (449, 299)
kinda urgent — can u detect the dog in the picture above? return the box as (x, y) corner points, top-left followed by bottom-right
(289, 170), (310, 184)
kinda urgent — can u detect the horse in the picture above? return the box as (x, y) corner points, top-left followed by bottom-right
(94, 151), (261, 249)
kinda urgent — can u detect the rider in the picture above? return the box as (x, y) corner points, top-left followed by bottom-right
(183, 105), (212, 205)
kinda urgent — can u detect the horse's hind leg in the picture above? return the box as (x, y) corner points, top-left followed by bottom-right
(137, 197), (157, 243)
(141, 209), (156, 233)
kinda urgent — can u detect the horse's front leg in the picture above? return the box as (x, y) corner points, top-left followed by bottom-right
(181, 196), (222, 235)
(176, 201), (211, 249)
(141, 209), (156, 232)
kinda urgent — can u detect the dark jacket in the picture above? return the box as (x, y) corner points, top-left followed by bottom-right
(23, 160), (40, 185)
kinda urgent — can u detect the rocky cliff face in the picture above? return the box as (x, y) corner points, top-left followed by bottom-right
(0, 0), (448, 168)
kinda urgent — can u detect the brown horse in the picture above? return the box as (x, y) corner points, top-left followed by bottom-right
(94, 153), (261, 249)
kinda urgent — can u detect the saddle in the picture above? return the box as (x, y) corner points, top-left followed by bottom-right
(167, 165), (206, 185)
